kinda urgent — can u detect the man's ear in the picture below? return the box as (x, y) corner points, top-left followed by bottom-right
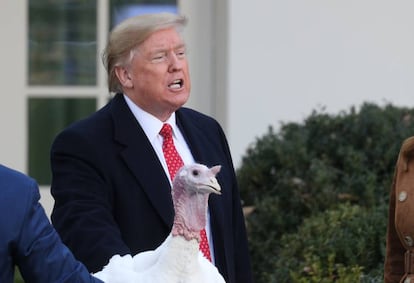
(114, 66), (133, 89)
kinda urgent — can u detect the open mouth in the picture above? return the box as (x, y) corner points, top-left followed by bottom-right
(168, 79), (183, 89)
(207, 184), (222, 195)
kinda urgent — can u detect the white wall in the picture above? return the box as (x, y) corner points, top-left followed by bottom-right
(227, 0), (414, 167)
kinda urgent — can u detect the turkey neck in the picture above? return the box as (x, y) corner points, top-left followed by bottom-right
(171, 189), (209, 242)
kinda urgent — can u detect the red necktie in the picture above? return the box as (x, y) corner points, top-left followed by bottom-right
(159, 123), (212, 261)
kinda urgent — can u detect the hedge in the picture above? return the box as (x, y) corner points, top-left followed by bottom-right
(237, 102), (414, 282)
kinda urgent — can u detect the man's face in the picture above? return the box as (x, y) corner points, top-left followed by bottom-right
(122, 27), (191, 121)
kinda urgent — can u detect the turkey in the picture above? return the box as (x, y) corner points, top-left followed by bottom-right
(93, 163), (226, 283)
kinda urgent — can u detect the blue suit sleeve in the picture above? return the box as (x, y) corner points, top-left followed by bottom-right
(15, 179), (103, 283)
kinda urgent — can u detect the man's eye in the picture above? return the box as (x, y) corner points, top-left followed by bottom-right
(151, 54), (166, 62)
(176, 50), (186, 58)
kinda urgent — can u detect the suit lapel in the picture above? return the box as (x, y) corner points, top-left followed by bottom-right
(176, 110), (208, 163)
(176, 110), (224, 208)
(110, 94), (174, 228)
(176, 109), (228, 265)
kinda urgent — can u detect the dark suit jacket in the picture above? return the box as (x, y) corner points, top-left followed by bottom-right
(50, 93), (253, 283)
(0, 164), (102, 283)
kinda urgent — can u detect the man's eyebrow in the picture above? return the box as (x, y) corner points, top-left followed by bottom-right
(151, 43), (186, 53)
(175, 43), (186, 49)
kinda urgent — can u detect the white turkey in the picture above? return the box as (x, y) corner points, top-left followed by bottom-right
(93, 163), (226, 283)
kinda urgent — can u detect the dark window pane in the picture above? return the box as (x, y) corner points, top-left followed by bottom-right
(28, 97), (96, 185)
(28, 0), (97, 85)
(110, 0), (177, 28)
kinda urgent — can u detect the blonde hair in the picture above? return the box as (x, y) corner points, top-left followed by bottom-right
(102, 13), (187, 93)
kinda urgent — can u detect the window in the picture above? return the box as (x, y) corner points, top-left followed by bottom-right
(28, 0), (97, 85)
(28, 98), (96, 184)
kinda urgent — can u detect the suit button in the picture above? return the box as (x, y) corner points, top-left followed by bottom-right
(405, 236), (414, 247)
(399, 191), (408, 202)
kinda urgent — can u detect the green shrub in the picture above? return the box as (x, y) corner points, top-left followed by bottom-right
(273, 203), (387, 282)
(237, 102), (414, 282)
(290, 253), (363, 283)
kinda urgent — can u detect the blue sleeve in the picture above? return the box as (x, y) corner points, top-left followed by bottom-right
(15, 179), (103, 283)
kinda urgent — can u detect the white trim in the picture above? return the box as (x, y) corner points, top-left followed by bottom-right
(97, 0), (111, 108)
(27, 87), (103, 96)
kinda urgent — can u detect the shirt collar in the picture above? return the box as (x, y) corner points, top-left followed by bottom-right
(123, 94), (178, 142)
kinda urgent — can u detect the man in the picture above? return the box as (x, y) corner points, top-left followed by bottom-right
(50, 13), (253, 283)
(0, 164), (102, 283)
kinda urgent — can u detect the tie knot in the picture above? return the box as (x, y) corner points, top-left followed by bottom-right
(160, 123), (173, 139)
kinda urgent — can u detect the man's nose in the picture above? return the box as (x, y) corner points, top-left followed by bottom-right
(168, 53), (183, 72)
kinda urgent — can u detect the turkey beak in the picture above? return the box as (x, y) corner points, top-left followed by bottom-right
(206, 177), (221, 195)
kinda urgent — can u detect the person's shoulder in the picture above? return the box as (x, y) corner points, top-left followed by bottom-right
(177, 107), (226, 139)
(401, 136), (414, 155)
(65, 103), (111, 132)
(0, 164), (37, 202)
(53, 97), (116, 143)
(0, 164), (34, 186)
(178, 107), (219, 125)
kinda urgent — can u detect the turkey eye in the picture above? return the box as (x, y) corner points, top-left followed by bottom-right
(192, 169), (199, 176)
